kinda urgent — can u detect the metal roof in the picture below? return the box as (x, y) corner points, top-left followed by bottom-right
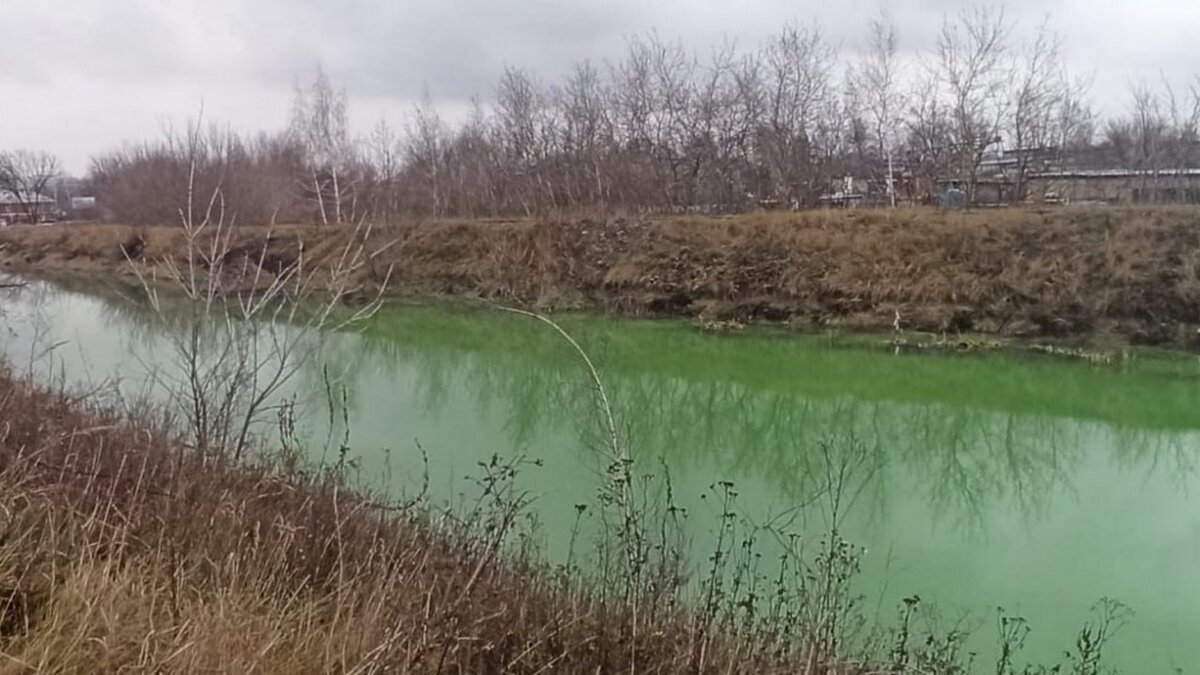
(1032, 168), (1200, 179)
(0, 192), (56, 205)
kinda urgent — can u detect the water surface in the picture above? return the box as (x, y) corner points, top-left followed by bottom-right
(3, 277), (1200, 671)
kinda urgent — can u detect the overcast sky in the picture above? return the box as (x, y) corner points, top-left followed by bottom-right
(4, 0), (1198, 174)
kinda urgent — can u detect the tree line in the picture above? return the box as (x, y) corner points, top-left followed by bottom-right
(11, 4), (1200, 225)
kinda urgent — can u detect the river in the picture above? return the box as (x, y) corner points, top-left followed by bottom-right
(3, 275), (1199, 672)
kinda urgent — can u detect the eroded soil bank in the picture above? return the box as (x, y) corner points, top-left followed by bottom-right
(3, 206), (1199, 346)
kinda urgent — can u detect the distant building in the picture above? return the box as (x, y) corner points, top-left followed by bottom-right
(0, 192), (58, 225)
(936, 177), (1015, 206)
(933, 142), (1200, 206)
(818, 176), (869, 208)
(1026, 169), (1200, 205)
(65, 196), (100, 221)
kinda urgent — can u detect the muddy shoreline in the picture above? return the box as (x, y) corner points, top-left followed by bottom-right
(3, 207), (1200, 348)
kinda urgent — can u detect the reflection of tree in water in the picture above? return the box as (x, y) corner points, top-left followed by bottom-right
(320, 307), (1200, 534)
(9, 278), (189, 391)
(27, 285), (1200, 536)
(332, 316), (614, 460)
(903, 406), (1080, 531)
(1109, 425), (1200, 490)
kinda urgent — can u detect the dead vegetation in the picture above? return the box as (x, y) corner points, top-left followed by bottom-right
(0, 361), (1136, 674)
(0, 365), (773, 673)
(3, 206), (1200, 346)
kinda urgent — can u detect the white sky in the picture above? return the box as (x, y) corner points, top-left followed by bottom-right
(3, 0), (1198, 174)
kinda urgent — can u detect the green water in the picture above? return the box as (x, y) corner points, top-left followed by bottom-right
(4, 277), (1200, 671)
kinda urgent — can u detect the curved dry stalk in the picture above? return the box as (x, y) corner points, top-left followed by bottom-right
(494, 305), (646, 671)
(494, 307), (621, 465)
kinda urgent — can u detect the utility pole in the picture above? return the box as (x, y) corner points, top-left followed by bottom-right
(887, 149), (896, 207)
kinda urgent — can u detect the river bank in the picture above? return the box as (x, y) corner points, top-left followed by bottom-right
(2, 206), (1199, 347)
(0, 362), (796, 673)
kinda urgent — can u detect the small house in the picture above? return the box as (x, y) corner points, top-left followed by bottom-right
(0, 192), (58, 224)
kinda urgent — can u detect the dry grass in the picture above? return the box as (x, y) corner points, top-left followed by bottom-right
(0, 364), (840, 674)
(3, 206), (1200, 344)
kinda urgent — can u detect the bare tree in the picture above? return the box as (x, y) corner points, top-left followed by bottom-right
(1160, 75), (1200, 172)
(608, 36), (655, 207)
(687, 41), (757, 210)
(1008, 21), (1065, 201)
(904, 72), (954, 203)
(1106, 78), (1200, 201)
(80, 11), (1200, 218)
(91, 129), (307, 226)
(644, 34), (696, 208)
(558, 60), (614, 207)
(730, 51), (766, 205)
(405, 90), (449, 217)
(850, 8), (905, 205)
(759, 22), (838, 207)
(0, 150), (61, 223)
(1129, 81), (1169, 177)
(366, 118), (402, 223)
(936, 4), (1012, 203)
(289, 68), (358, 225)
(444, 97), (499, 217)
(494, 66), (559, 214)
(1053, 72), (1095, 164)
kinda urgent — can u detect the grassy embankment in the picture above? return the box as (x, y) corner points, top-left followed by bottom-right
(3, 206), (1200, 346)
(0, 362), (792, 673)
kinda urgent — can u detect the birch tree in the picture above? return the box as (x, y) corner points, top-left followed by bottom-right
(851, 9), (904, 205)
(289, 68), (357, 224)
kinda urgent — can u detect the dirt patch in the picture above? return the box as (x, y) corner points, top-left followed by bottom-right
(4, 207), (1200, 346)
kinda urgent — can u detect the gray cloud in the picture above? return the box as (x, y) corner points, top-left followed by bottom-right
(3, 0), (1199, 173)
